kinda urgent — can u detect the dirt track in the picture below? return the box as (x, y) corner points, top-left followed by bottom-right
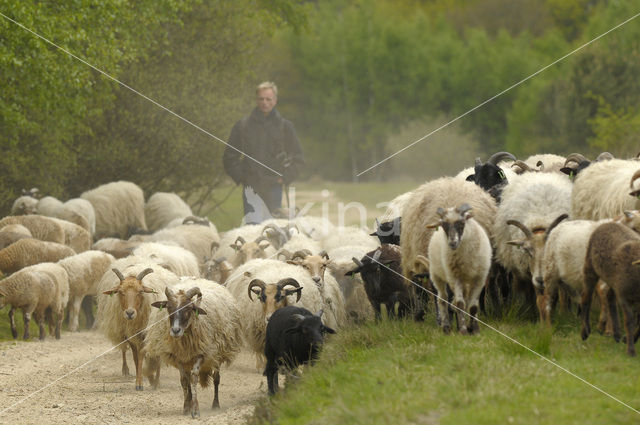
(0, 330), (264, 424)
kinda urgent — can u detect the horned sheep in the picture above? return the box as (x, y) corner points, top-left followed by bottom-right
(144, 279), (242, 417)
(425, 204), (492, 334)
(0, 262), (69, 340)
(97, 263), (179, 390)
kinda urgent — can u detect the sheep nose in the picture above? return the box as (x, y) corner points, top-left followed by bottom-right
(125, 309), (136, 319)
(534, 277), (544, 288)
(171, 327), (183, 337)
(312, 276), (321, 283)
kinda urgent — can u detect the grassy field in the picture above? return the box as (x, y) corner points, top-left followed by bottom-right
(250, 311), (640, 425)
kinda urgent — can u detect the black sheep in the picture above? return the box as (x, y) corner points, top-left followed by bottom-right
(370, 217), (401, 245)
(264, 306), (335, 394)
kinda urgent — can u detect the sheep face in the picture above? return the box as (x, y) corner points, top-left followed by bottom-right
(248, 278), (302, 322)
(506, 215), (568, 291)
(289, 251), (329, 291)
(370, 217), (401, 245)
(430, 204), (474, 251)
(231, 236), (271, 266)
(103, 268), (156, 320)
(286, 311), (335, 356)
(465, 152), (515, 197)
(616, 210), (640, 233)
(203, 258), (234, 284)
(151, 287), (206, 338)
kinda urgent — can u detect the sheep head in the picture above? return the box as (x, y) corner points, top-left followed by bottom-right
(427, 204), (474, 250)
(506, 214), (568, 290)
(465, 151), (515, 197)
(203, 257), (234, 284)
(103, 268), (156, 320)
(288, 251), (330, 291)
(628, 169), (640, 198)
(614, 210), (640, 234)
(560, 153), (591, 180)
(261, 224), (289, 249)
(151, 286), (206, 338)
(232, 236), (271, 266)
(248, 278), (302, 322)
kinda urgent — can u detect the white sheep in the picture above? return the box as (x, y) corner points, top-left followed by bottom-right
(144, 192), (193, 232)
(0, 225), (32, 250)
(81, 180), (147, 239)
(426, 204), (492, 334)
(35, 195), (64, 217)
(130, 221), (220, 265)
(0, 238), (76, 276)
(97, 262), (179, 390)
(320, 226), (379, 254)
(57, 198), (96, 236)
(11, 195), (39, 215)
(401, 177), (497, 282)
(224, 258), (325, 369)
(49, 217), (91, 253)
(57, 250), (115, 332)
(0, 262), (69, 340)
(571, 159), (640, 220)
(132, 242), (200, 277)
(143, 278), (242, 417)
(0, 215), (65, 244)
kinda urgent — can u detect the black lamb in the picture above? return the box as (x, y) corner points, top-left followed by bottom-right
(264, 306), (335, 394)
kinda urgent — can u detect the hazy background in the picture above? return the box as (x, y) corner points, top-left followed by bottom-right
(1, 0), (639, 216)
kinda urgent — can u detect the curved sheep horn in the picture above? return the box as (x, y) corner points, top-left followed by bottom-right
(545, 214), (569, 237)
(136, 268), (154, 281)
(629, 169), (640, 189)
(316, 309), (324, 318)
(319, 250), (329, 260)
(185, 287), (202, 300)
(375, 217), (380, 229)
(291, 249), (312, 261)
(234, 236), (246, 246)
(436, 207), (446, 218)
(506, 219), (533, 239)
(255, 235), (269, 244)
(182, 215), (210, 226)
(456, 203), (472, 215)
(210, 241), (220, 255)
(511, 160), (533, 173)
(248, 279), (266, 301)
(596, 152), (614, 162)
(165, 286), (175, 300)
(564, 153), (588, 166)
(277, 249), (293, 260)
(352, 256), (363, 267)
(278, 278), (302, 303)
(487, 151), (516, 165)
(475, 157), (483, 167)
(112, 268), (125, 282)
(632, 260), (640, 266)
(371, 249), (382, 263)
(535, 160), (545, 171)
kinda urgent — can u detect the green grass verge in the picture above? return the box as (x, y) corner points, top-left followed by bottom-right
(250, 314), (640, 425)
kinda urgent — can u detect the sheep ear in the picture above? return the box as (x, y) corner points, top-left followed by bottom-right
(194, 306), (207, 316)
(103, 286), (120, 295)
(258, 241), (271, 250)
(151, 301), (168, 309)
(426, 222), (439, 229)
(141, 285), (157, 294)
(230, 244), (240, 251)
(632, 260), (640, 266)
(285, 286), (303, 300)
(323, 325), (336, 334)
(344, 267), (360, 277)
(286, 260), (300, 265)
(507, 240), (525, 247)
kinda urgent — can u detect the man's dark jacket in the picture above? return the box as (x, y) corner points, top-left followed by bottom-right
(223, 107), (304, 189)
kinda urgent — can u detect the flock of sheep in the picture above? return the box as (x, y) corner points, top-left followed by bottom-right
(2, 149), (640, 417)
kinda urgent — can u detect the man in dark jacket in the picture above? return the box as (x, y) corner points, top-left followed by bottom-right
(223, 82), (304, 224)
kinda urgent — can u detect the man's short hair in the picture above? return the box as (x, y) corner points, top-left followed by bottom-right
(256, 81), (278, 97)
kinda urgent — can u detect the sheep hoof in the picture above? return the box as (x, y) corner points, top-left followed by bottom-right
(580, 327), (590, 341)
(621, 335), (627, 343)
(135, 385), (143, 391)
(442, 324), (451, 334)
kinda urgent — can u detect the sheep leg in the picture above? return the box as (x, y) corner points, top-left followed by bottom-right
(605, 286), (621, 342)
(431, 276), (451, 334)
(190, 356), (204, 418)
(22, 310), (31, 340)
(54, 306), (63, 340)
(452, 282), (467, 335)
(81, 296), (95, 329)
(68, 296), (82, 332)
(580, 269), (599, 341)
(535, 287), (547, 324)
(8, 308), (18, 339)
(33, 310), (46, 341)
(129, 342), (144, 390)
(121, 346), (130, 377)
(620, 302), (637, 357)
(467, 284), (485, 334)
(265, 359), (279, 394)
(212, 370), (221, 409)
(178, 365), (192, 415)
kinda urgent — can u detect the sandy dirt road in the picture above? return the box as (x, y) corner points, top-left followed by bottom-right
(0, 330), (264, 424)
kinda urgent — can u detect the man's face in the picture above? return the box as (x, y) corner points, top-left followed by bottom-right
(256, 88), (277, 116)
